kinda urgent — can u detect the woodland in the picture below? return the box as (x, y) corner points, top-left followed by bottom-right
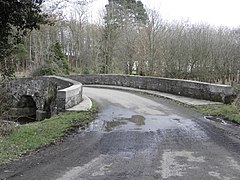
(1, 0), (240, 85)
(1, 0), (240, 143)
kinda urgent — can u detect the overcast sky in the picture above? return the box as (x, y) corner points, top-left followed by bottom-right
(88, 0), (240, 28)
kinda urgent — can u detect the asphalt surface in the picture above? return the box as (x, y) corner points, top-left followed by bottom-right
(84, 85), (222, 105)
(1, 87), (240, 180)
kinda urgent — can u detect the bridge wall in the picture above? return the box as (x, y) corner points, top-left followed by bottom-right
(5, 76), (82, 120)
(46, 76), (83, 111)
(5, 78), (52, 111)
(69, 74), (234, 103)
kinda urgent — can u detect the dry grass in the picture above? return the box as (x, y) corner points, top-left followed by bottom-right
(0, 103), (97, 164)
(0, 85), (14, 139)
(0, 120), (17, 138)
(0, 85), (11, 117)
(194, 104), (240, 124)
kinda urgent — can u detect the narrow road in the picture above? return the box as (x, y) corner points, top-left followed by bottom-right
(1, 87), (240, 180)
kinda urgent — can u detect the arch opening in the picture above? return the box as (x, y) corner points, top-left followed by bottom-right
(15, 95), (37, 124)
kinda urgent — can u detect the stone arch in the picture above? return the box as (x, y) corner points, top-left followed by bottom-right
(15, 95), (37, 123)
(17, 95), (37, 109)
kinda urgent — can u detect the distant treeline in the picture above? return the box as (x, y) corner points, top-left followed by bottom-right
(7, 0), (240, 84)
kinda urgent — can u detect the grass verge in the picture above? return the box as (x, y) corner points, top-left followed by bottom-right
(0, 103), (97, 164)
(193, 104), (240, 124)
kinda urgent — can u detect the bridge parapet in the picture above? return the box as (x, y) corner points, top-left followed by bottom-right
(5, 76), (82, 121)
(46, 76), (82, 112)
(69, 74), (234, 104)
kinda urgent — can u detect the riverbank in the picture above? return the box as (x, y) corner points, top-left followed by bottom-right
(0, 103), (97, 164)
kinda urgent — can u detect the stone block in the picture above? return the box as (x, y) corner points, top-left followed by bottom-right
(36, 110), (49, 121)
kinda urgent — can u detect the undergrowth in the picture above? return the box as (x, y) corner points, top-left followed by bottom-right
(0, 103), (97, 164)
(194, 104), (240, 124)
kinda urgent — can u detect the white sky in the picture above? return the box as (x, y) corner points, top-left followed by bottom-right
(88, 0), (240, 28)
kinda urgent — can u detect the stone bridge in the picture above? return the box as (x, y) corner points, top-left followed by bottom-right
(4, 74), (234, 121)
(68, 74), (234, 103)
(5, 76), (82, 120)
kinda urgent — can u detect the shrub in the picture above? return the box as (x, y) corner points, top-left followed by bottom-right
(0, 121), (16, 137)
(31, 65), (58, 77)
(0, 85), (14, 137)
(0, 85), (11, 117)
(31, 42), (70, 77)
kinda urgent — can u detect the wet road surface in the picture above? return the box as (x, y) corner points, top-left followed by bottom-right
(1, 87), (240, 180)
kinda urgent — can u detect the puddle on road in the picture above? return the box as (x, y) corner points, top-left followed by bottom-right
(172, 118), (181, 123)
(104, 121), (127, 132)
(104, 115), (145, 131)
(128, 115), (146, 126)
(115, 115), (146, 125)
(86, 114), (194, 132)
(204, 116), (228, 125)
(83, 106), (196, 132)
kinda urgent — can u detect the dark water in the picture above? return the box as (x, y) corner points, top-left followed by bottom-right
(15, 115), (37, 125)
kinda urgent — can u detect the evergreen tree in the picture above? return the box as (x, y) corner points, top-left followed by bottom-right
(104, 0), (148, 28)
(101, 0), (148, 74)
(31, 42), (70, 76)
(50, 42), (70, 75)
(0, 0), (48, 79)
